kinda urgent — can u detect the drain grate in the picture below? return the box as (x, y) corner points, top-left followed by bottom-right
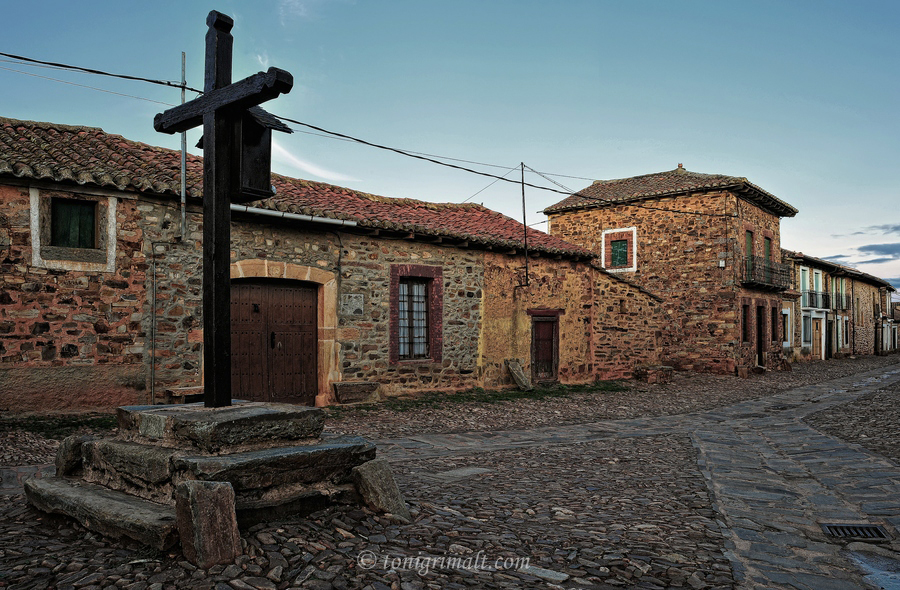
(821, 523), (890, 542)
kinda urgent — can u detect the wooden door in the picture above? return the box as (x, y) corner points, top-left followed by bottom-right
(231, 280), (318, 405)
(756, 306), (766, 367)
(531, 317), (558, 382)
(812, 318), (822, 359)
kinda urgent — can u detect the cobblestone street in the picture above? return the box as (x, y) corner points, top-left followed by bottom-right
(2, 356), (899, 589)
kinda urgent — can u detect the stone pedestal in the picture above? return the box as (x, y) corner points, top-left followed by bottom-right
(25, 401), (391, 564)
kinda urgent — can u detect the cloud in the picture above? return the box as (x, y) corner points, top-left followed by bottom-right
(856, 243), (900, 259)
(821, 254), (851, 262)
(867, 224), (900, 236)
(272, 140), (359, 183)
(256, 53), (270, 69)
(855, 257), (897, 265)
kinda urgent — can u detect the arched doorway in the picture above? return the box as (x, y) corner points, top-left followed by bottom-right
(230, 260), (339, 406)
(231, 279), (318, 405)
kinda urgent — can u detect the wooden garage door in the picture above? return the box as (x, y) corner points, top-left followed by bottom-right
(231, 280), (318, 405)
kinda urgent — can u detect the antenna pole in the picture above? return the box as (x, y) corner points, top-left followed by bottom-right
(180, 52), (187, 239)
(521, 162), (529, 287)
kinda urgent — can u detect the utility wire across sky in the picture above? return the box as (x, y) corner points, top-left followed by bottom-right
(0, 50), (734, 219)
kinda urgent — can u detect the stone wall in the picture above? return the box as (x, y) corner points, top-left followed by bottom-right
(0, 184), (149, 411)
(851, 280), (881, 355)
(591, 273), (662, 379)
(479, 253), (594, 387)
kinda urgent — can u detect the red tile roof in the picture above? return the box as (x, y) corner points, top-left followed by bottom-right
(0, 116), (589, 258)
(544, 166), (798, 218)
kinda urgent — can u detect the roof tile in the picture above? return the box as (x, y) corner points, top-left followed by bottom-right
(0, 116), (588, 257)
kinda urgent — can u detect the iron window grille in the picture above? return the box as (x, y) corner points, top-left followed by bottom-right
(398, 278), (430, 360)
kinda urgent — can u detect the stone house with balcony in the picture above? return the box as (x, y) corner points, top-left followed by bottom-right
(544, 164), (798, 375)
(0, 116), (663, 412)
(781, 250), (896, 360)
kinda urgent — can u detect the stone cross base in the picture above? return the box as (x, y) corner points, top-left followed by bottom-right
(25, 401), (407, 567)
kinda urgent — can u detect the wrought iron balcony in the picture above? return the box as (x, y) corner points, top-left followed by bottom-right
(801, 291), (849, 310)
(741, 256), (792, 290)
(801, 290), (831, 309)
(832, 292), (849, 310)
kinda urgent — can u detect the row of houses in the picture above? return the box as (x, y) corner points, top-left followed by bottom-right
(0, 116), (895, 411)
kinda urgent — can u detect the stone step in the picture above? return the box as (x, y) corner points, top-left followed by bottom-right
(80, 434), (376, 508)
(24, 476), (178, 550)
(116, 401), (325, 452)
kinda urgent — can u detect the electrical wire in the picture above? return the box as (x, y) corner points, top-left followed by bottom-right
(0, 50), (735, 218)
(275, 115), (733, 218)
(0, 51), (202, 93)
(461, 165), (520, 203)
(0, 65), (178, 107)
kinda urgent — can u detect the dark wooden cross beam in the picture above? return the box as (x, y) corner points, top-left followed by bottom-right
(154, 10), (293, 407)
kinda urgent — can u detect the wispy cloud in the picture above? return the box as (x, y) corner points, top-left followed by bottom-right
(868, 223), (900, 236)
(256, 53), (270, 69)
(856, 243), (900, 259)
(272, 140), (359, 183)
(821, 254), (851, 262)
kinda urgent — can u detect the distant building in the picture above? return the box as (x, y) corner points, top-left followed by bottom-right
(545, 164), (798, 375)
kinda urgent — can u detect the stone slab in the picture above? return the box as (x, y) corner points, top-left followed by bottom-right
(351, 458), (411, 522)
(175, 480), (241, 569)
(24, 476), (178, 550)
(505, 359), (532, 391)
(173, 435), (376, 492)
(333, 381), (380, 404)
(117, 401), (325, 452)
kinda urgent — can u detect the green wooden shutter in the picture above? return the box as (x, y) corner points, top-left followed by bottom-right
(611, 239), (628, 267)
(51, 198), (96, 249)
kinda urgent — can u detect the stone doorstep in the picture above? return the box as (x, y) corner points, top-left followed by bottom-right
(116, 402), (325, 452)
(75, 435), (375, 505)
(23, 476), (178, 550)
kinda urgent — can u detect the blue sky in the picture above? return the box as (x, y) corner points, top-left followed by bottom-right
(2, 1), (899, 293)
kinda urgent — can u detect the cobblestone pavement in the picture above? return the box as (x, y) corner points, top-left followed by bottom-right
(2, 357), (900, 589)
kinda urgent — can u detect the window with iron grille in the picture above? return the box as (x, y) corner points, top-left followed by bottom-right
(390, 264), (443, 364)
(398, 278), (430, 359)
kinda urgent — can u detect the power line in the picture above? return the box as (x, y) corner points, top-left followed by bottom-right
(274, 116), (732, 218)
(0, 65), (178, 106)
(0, 51), (202, 93)
(0, 50), (733, 218)
(461, 165), (520, 203)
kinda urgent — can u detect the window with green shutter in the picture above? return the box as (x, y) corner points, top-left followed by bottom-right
(611, 239), (628, 267)
(51, 198), (96, 249)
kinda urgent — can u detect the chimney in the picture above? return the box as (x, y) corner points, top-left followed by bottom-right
(675, 163), (685, 174)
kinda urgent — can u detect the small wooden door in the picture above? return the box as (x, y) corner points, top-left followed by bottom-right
(756, 306), (766, 367)
(231, 280), (317, 405)
(812, 318), (823, 359)
(531, 317), (559, 382)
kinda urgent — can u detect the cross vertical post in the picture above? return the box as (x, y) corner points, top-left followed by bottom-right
(154, 10), (293, 408)
(202, 12), (237, 408)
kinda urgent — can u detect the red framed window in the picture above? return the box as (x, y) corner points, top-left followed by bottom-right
(390, 265), (443, 364)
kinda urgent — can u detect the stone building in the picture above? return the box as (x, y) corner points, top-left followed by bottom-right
(544, 165), (799, 375)
(0, 116), (662, 412)
(780, 251), (895, 359)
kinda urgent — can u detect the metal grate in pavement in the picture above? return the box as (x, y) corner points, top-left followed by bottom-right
(821, 523), (890, 543)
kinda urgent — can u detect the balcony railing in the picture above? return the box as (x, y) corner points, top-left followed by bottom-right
(801, 291), (849, 310)
(742, 256), (792, 290)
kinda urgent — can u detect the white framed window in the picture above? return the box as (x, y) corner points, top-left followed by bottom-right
(600, 227), (637, 273)
(30, 187), (117, 273)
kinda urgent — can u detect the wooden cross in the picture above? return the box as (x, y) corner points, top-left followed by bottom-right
(155, 11), (293, 407)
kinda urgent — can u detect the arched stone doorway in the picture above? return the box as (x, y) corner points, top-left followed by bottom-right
(231, 260), (339, 406)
